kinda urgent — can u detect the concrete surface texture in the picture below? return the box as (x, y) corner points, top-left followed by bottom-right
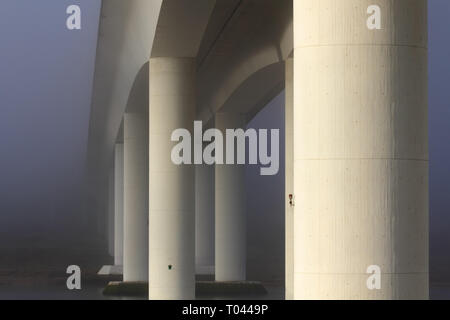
(292, 0), (428, 299)
(148, 57), (197, 299)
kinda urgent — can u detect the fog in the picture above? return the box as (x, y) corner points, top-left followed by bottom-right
(0, 0), (101, 248)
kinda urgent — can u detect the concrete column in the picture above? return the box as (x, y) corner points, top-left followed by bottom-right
(293, 0), (428, 299)
(215, 113), (246, 282)
(149, 58), (196, 299)
(98, 145), (124, 276)
(195, 163), (215, 275)
(107, 164), (115, 257)
(285, 58), (294, 300)
(123, 113), (149, 282)
(114, 143), (124, 267)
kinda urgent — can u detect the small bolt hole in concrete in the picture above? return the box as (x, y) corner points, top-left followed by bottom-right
(168, 265), (173, 270)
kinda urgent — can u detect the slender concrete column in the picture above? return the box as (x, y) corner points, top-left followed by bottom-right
(99, 146), (124, 276)
(114, 143), (124, 267)
(108, 164), (115, 257)
(149, 58), (196, 299)
(293, 0), (428, 299)
(195, 163), (215, 275)
(285, 58), (294, 300)
(215, 113), (246, 282)
(123, 113), (149, 282)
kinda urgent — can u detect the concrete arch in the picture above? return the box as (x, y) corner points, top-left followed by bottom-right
(85, 0), (162, 240)
(125, 62), (149, 115)
(215, 61), (286, 124)
(197, 0), (293, 122)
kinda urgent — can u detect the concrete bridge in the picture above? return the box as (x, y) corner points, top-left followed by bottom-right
(87, 0), (428, 299)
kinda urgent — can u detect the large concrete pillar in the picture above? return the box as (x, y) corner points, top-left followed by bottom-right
(292, 0), (428, 299)
(195, 163), (215, 275)
(123, 113), (149, 282)
(114, 143), (124, 267)
(149, 58), (196, 299)
(215, 113), (247, 282)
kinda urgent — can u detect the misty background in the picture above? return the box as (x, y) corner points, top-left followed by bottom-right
(0, 0), (448, 285)
(0, 0), (101, 247)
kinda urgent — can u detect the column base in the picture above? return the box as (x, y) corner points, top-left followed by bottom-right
(196, 281), (267, 296)
(102, 280), (267, 298)
(195, 265), (215, 275)
(97, 265), (123, 276)
(103, 281), (147, 297)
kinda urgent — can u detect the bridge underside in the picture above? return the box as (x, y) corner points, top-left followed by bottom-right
(88, 0), (429, 300)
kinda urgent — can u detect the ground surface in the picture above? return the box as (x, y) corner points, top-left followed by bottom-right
(0, 248), (448, 300)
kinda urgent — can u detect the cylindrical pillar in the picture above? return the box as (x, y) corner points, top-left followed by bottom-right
(123, 113), (149, 282)
(293, 0), (428, 299)
(114, 143), (124, 267)
(108, 164), (115, 258)
(215, 113), (247, 282)
(195, 163), (215, 275)
(149, 58), (196, 299)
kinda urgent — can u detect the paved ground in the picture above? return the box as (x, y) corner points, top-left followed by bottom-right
(0, 248), (448, 300)
(0, 247), (116, 300)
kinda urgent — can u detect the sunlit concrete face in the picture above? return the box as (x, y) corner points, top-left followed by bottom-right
(291, 0), (428, 299)
(285, 58), (294, 301)
(148, 57), (196, 300)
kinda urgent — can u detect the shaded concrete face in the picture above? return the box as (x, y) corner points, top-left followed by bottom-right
(122, 63), (150, 282)
(114, 144), (124, 267)
(292, 0), (428, 299)
(197, 0), (293, 123)
(195, 164), (215, 274)
(152, 0), (216, 57)
(215, 113), (247, 282)
(107, 166), (115, 257)
(123, 113), (149, 282)
(245, 92), (286, 285)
